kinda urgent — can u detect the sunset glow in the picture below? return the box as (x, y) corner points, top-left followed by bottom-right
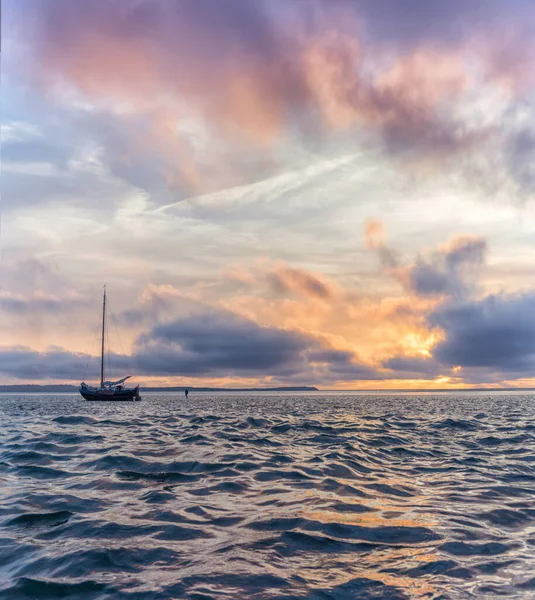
(3, 0), (535, 389)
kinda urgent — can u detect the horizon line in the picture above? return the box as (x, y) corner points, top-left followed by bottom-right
(0, 384), (534, 393)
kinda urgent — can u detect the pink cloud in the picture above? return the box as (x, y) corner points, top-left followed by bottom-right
(9, 0), (534, 195)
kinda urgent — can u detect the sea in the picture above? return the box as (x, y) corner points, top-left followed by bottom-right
(1, 391), (535, 599)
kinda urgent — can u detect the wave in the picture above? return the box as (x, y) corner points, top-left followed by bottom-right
(0, 578), (108, 600)
(4, 511), (72, 528)
(1, 392), (535, 598)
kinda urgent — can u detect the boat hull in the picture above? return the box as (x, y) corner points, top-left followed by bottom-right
(80, 388), (141, 401)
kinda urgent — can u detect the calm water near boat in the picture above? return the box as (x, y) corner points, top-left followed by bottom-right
(1, 392), (535, 599)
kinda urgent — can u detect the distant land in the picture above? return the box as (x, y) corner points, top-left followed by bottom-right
(0, 385), (533, 394)
(0, 385), (319, 393)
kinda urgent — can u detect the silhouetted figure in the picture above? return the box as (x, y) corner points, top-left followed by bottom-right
(185, 389), (189, 398)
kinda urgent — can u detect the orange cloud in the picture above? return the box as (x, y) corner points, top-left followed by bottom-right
(220, 259), (441, 370)
(267, 264), (335, 300)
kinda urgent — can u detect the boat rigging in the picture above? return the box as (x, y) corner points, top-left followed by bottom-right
(79, 286), (141, 401)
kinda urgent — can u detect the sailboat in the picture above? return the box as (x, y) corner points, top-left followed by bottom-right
(79, 286), (141, 401)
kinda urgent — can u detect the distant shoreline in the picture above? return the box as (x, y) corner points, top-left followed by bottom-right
(0, 385), (533, 394)
(0, 385), (319, 393)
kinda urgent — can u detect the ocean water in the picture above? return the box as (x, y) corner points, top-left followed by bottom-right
(1, 392), (535, 599)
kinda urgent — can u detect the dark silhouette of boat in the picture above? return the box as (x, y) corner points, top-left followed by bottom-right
(79, 286), (141, 401)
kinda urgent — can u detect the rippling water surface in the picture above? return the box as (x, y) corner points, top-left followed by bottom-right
(2, 392), (535, 599)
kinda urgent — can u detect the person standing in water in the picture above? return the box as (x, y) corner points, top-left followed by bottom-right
(185, 389), (189, 398)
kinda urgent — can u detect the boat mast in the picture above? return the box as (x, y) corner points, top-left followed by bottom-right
(100, 285), (106, 388)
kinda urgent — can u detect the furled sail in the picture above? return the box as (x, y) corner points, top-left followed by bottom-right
(103, 376), (131, 387)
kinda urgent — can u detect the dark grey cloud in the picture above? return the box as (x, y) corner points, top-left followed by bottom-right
(381, 291), (535, 382)
(375, 232), (535, 381)
(308, 348), (353, 364)
(136, 314), (380, 378)
(0, 308), (379, 383)
(430, 293), (535, 372)
(382, 355), (440, 377)
(134, 310), (344, 378)
(0, 346), (133, 382)
(408, 263), (456, 297)
(368, 231), (487, 298)
(406, 238), (487, 297)
(0, 347), (92, 381)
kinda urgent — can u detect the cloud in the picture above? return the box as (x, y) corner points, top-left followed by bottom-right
(348, 0), (534, 50)
(3, 136), (69, 167)
(7, 267), (535, 386)
(0, 110), (142, 214)
(364, 219), (386, 251)
(364, 218), (399, 269)
(377, 235), (535, 381)
(369, 229), (535, 381)
(382, 355), (442, 379)
(119, 284), (194, 327)
(404, 236), (487, 297)
(365, 222), (487, 298)
(134, 308), (376, 381)
(303, 35), (489, 165)
(266, 265), (334, 299)
(382, 290), (535, 384)
(12, 0), (306, 192)
(11, 0), (531, 194)
(430, 292), (535, 372)
(0, 346), (92, 381)
(506, 127), (535, 196)
(220, 254), (443, 371)
(1, 258), (59, 290)
(0, 291), (89, 315)
(0, 259), (94, 322)
(4, 0), (535, 389)
(135, 311), (309, 376)
(222, 260), (340, 302)
(0, 306), (382, 384)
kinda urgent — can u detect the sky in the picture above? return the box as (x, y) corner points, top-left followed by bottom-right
(2, 0), (535, 389)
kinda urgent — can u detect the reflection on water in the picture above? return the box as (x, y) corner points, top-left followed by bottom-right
(1, 392), (535, 599)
